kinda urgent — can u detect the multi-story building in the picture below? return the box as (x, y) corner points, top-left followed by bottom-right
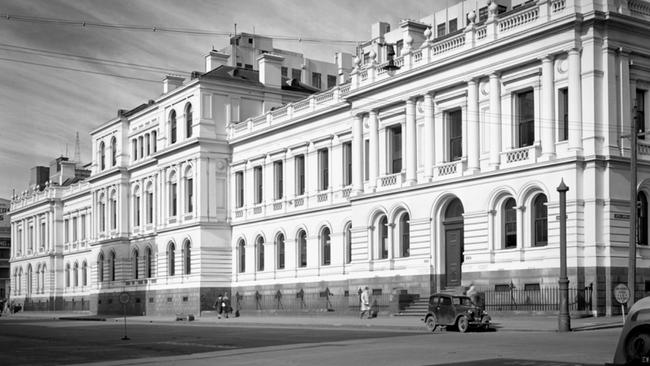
(0, 198), (10, 299)
(9, 0), (650, 316)
(229, 0), (650, 316)
(9, 37), (346, 315)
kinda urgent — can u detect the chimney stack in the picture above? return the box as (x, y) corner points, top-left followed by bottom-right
(205, 50), (230, 72)
(163, 75), (184, 94)
(257, 53), (284, 89)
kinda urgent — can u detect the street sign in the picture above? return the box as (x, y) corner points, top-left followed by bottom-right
(119, 292), (130, 305)
(614, 284), (630, 305)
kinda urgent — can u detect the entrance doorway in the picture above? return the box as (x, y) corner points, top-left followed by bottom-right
(443, 198), (464, 288)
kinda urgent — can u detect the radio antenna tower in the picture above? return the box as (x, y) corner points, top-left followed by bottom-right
(74, 131), (81, 164)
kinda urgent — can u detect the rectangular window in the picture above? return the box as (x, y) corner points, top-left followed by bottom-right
(147, 192), (153, 224)
(171, 183), (177, 216)
(152, 131), (157, 153)
(558, 88), (569, 141)
(364, 139), (369, 181)
(186, 178), (193, 213)
(273, 161), (283, 200)
(389, 125), (402, 173)
(111, 199), (117, 229)
(81, 214), (86, 239)
(235, 171), (244, 208)
(448, 110), (462, 161)
(318, 149), (329, 191)
(132, 139), (138, 161)
(448, 18), (458, 33)
(637, 89), (646, 140)
(254, 166), (263, 204)
(327, 75), (337, 89)
(40, 222), (46, 247)
(281, 66), (288, 78)
(291, 68), (301, 80)
(343, 142), (352, 186)
(29, 226), (34, 250)
(295, 155), (305, 195)
(99, 203), (105, 232)
(311, 72), (322, 89)
(146, 135), (151, 156)
(72, 217), (77, 242)
(139, 136), (144, 159)
(437, 23), (446, 37)
(64, 219), (69, 243)
(517, 89), (535, 147)
(134, 195), (140, 226)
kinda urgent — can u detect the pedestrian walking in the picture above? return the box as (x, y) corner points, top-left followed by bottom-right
(222, 292), (231, 318)
(215, 294), (223, 319)
(360, 286), (371, 319)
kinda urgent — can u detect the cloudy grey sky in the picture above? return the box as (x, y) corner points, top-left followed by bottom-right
(0, 0), (458, 197)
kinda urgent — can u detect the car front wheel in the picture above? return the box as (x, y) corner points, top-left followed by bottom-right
(457, 315), (469, 333)
(425, 314), (438, 332)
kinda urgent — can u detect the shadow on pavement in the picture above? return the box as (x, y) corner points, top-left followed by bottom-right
(424, 358), (600, 366)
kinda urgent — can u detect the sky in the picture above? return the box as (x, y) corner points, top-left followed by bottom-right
(0, 0), (458, 198)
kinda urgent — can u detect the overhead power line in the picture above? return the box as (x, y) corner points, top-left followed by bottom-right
(0, 42), (190, 76)
(0, 56), (160, 83)
(0, 13), (362, 45)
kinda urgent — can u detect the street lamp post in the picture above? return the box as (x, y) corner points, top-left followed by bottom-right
(628, 106), (639, 309)
(557, 179), (571, 332)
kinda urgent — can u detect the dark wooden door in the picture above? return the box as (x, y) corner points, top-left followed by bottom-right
(445, 227), (462, 287)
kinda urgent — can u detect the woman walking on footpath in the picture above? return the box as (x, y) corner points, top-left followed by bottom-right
(360, 286), (371, 319)
(222, 292), (231, 318)
(215, 294), (223, 319)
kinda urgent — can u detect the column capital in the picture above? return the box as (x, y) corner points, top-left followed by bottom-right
(351, 111), (365, 119)
(465, 77), (479, 85)
(567, 47), (582, 56)
(539, 55), (555, 63)
(489, 71), (501, 79)
(403, 96), (417, 104)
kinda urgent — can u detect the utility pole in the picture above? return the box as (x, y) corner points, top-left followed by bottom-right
(629, 105), (639, 308)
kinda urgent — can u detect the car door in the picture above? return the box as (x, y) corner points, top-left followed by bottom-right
(437, 295), (454, 325)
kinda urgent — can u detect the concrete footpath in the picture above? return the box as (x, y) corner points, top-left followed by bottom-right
(2, 310), (625, 332)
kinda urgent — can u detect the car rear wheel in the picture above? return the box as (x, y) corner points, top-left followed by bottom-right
(425, 314), (438, 332)
(457, 315), (469, 333)
(625, 326), (650, 364)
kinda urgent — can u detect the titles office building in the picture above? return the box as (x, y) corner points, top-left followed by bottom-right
(9, 0), (650, 316)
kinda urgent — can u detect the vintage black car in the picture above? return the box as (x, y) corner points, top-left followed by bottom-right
(423, 293), (490, 333)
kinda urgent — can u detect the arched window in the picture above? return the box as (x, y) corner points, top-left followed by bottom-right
(378, 215), (388, 259)
(73, 262), (79, 287)
(99, 141), (106, 170)
(256, 236), (265, 271)
(185, 103), (193, 138)
(40, 265), (46, 293)
(185, 168), (194, 214)
(17, 268), (22, 295)
(345, 222), (352, 264)
(82, 261), (87, 286)
(65, 263), (70, 288)
(27, 265), (33, 294)
(99, 194), (106, 232)
(132, 249), (139, 279)
(145, 247), (153, 278)
(533, 194), (548, 247)
(238, 239), (246, 273)
(639, 192), (648, 246)
(503, 198), (517, 249)
(168, 242), (176, 276)
(298, 230), (307, 268)
(183, 240), (191, 275)
(35, 265), (41, 294)
(399, 213), (410, 257)
(110, 136), (117, 166)
(321, 227), (331, 266)
(169, 172), (178, 217)
(110, 191), (117, 230)
(146, 183), (154, 225)
(133, 186), (141, 227)
(276, 233), (285, 269)
(98, 253), (104, 282)
(170, 110), (177, 144)
(109, 251), (116, 281)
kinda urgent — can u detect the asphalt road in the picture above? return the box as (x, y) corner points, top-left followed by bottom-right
(0, 318), (619, 366)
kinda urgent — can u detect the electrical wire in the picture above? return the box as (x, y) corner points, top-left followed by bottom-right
(0, 56), (160, 83)
(0, 13), (362, 45)
(0, 42), (189, 76)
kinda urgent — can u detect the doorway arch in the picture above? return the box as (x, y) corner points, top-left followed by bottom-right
(443, 198), (464, 288)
